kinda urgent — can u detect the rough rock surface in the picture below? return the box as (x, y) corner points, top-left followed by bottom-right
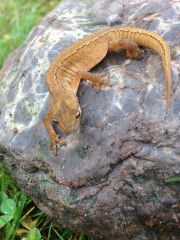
(0, 0), (180, 239)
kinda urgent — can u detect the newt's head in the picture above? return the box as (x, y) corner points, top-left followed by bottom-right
(49, 88), (81, 134)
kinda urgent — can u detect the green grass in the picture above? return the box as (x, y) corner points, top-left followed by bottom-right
(0, 0), (59, 69)
(0, 0), (94, 239)
(0, 167), (93, 239)
(165, 177), (180, 183)
(0, 167), (83, 239)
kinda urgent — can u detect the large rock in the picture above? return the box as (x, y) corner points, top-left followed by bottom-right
(0, 0), (179, 239)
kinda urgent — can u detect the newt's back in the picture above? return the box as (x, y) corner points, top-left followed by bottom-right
(47, 27), (171, 111)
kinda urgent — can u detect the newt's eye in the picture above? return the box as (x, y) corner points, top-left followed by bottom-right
(53, 118), (59, 124)
(76, 111), (81, 119)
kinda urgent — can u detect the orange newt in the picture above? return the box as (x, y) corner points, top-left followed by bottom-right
(44, 27), (171, 155)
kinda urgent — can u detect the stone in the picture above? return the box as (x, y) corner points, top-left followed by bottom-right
(0, 0), (179, 239)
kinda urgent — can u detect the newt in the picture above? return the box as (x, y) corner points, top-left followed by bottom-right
(44, 27), (171, 155)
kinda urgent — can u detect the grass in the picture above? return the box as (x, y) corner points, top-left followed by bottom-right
(0, 0), (59, 69)
(0, 167), (93, 240)
(0, 0), (93, 239)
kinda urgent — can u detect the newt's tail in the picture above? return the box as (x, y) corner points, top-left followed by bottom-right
(116, 27), (171, 111)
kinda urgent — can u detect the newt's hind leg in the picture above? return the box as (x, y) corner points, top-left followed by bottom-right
(108, 39), (144, 60)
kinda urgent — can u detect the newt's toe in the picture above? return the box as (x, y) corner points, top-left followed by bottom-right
(49, 134), (66, 156)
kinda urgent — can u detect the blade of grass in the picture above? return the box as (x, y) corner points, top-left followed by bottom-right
(53, 227), (65, 240)
(5, 192), (27, 240)
(79, 234), (84, 240)
(47, 222), (52, 240)
(62, 229), (72, 237)
(19, 206), (35, 223)
(165, 177), (180, 182)
(0, 167), (7, 192)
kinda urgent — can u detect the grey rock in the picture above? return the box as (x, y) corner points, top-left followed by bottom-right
(0, 0), (179, 239)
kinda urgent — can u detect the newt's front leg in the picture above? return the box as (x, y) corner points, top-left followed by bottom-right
(44, 108), (66, 155)
(75, 70), (112, 92)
